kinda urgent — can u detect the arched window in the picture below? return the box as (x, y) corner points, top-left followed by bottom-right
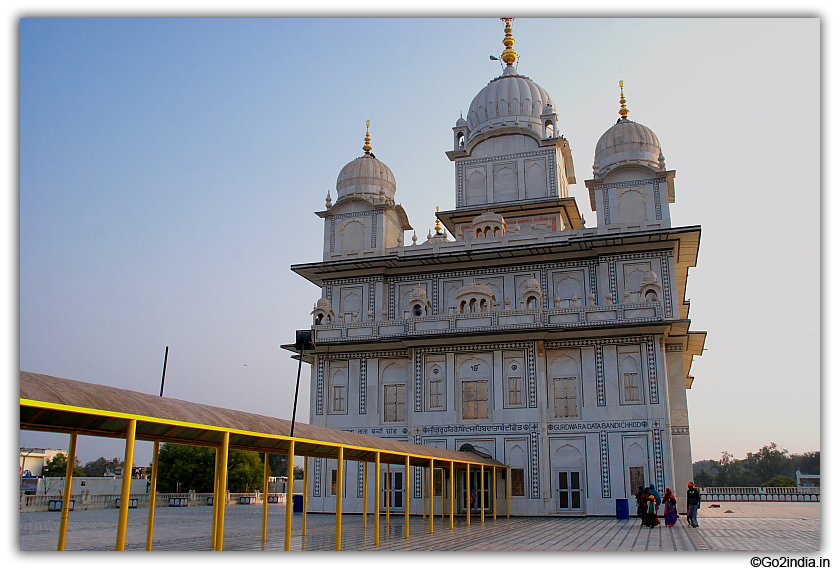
(527, 296), (538, 310)
(314, 314), (323, 325)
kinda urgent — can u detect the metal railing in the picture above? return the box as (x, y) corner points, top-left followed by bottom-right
(698, 487), (820, 502)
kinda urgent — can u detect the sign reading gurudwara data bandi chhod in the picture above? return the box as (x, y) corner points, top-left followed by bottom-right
(288, 19), (705, 516)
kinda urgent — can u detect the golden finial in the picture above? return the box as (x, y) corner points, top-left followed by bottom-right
(434, 206), (443, 233)
(500, 18), (518, 66)
(619, 80), (629, 121)
(363, 120), (372, 155)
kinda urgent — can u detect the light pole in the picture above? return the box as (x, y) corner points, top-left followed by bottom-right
(290, 330), (315, 438)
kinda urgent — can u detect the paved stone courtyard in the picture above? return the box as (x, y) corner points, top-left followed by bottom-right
(19, 501), (820, 552)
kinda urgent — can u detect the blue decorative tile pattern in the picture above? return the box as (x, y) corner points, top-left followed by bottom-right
(653, 428), (664, 493)
(595, 343), (606, 406)
(316, 357), (325, 415)
(359, 358), (367, 415)
(530, 427), (541, 499)
(600, 430), (611, 498)
(313, 457), (322, 497)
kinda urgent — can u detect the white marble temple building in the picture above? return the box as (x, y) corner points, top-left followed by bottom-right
(290, 20), (705, 517)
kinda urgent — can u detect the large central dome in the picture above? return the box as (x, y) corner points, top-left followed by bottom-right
(465, 66), (555, 143)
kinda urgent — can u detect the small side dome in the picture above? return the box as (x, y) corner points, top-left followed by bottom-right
(408, 287), (428, 300)
(593, 81), (665, 179)
(593, 120), (663, 179)
(456, 116), (467, 127)
(522, 277), (541, 291)
(336, 155), (397, 201)
(335, 121), (397, 202)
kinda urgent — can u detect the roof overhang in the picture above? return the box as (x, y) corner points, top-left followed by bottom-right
(20, 372), (504, 468)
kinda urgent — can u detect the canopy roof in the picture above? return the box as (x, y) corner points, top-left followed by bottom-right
(20, 371), (505, 469)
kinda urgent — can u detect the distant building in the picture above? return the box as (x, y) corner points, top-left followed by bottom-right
(795, 468), (820, 488)
(290, 20), (705, 516)
(20, 447), (65, 477)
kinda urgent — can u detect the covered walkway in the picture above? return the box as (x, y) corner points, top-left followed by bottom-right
(20, 371), (509, 551)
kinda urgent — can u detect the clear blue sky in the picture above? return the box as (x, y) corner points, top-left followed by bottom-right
(16, 16), (823, 472)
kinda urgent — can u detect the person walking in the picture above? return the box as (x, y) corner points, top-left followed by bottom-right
(644, 493), (660, 527)
(663, 487), (678, 527)
(650, 485), (662, 514)
(636, 486), (648, 526)
(686, 482), (701, 528)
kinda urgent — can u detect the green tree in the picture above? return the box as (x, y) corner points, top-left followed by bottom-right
(261, 453), (304, 479)
(761, 474), (796, 488)
(792, 451), (820, 476)
(693, 444), (820, 487)
(715, 451), (745, 486)
(155, 444), (265, 493)
(156, 444), (216, 493)
(693, 468), (715, 487)
(42, 453), (84, 478)
(82, 456), (123, 477)
(227, 450), (263, 493)
(745, 443), (789, 485)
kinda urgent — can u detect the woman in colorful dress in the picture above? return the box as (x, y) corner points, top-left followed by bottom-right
(663, 487), (679, 527)
(636, 486), (648, 526)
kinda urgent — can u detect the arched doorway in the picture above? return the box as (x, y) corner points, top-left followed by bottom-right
(458, 443), (493, 514)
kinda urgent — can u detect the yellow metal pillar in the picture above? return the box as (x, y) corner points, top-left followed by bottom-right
(212, 446), (222, 548)
(492, 467), (497, 520)
(302, 456), (308, 536)
(441, 467), (445, 523)
(284, 440), (295, 551)
(215, 431), (230, 551)
(466, 463), (471, 526)
(386, 463), (390, 528)
(506, 466), (511, 518)
(363, 461), (368, 528)
(374, 451), (381, 545)
(480, 464), (485, 523)
(336, 447), (344, 551)
(116, 419), (136, 551)
(404, 456), (410, 539)
(423, 465), (427, 520)
(429, 460), (434, 534)
(145, 440), (160, 550)
(449, 461), (454, 530)
(57, 432), (77, 551)
(261, 452), (270, 542)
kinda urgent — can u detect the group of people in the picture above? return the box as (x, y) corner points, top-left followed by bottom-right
(635, 482), (701, 528)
